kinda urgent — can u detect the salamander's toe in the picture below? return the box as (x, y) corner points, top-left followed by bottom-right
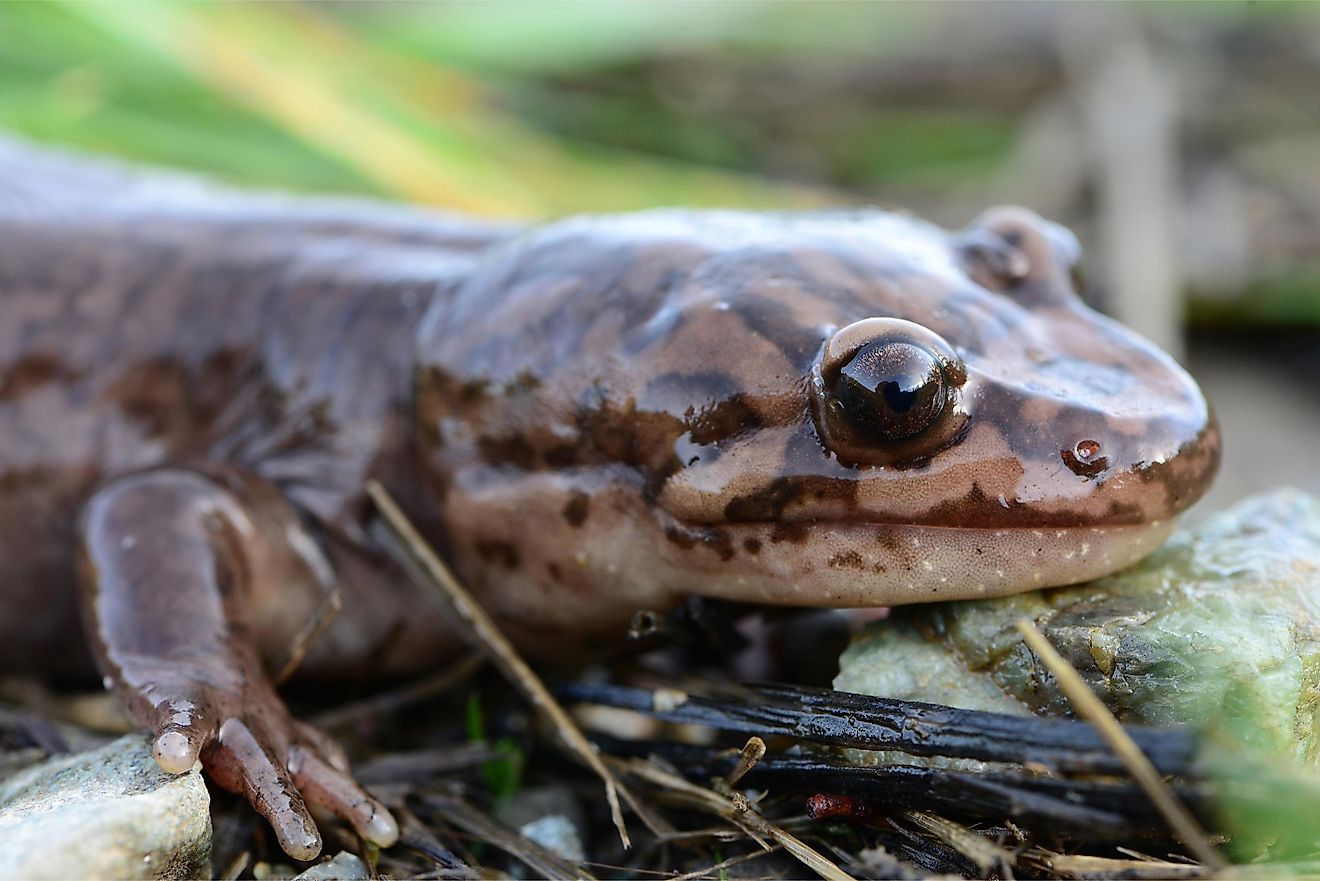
(204, 717), (324, 861)
(152, 728), (201, 775)
(291, 745), (400, 847)
(294, 719), (352, 773)
(147, 696), (219, 775)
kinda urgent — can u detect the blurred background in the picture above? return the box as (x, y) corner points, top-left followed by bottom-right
(1, 0), (1316, 513)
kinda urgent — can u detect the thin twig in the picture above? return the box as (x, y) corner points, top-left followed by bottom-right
(274, 587), (342, 685)
(423, 794), (593, 881)
(1014, 618), (1226, 871)
(354, 743), (505, 786)
(664, 846), (784, 881)
(218, 850), (249, 881)
(612, 755), (854, 881)
(311, 653), (484, 729)
(393, 804), (472, 875)
(722, 737), (766, 789)
(367, 480), (663, 848)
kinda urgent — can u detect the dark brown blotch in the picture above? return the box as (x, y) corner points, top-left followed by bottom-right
(416, 369), (492, 449)
(477, 433), (538, 470)
(576, 399), (685, 473)
(475, 539), (520, 569)
(0, 353), (79, 402)
(107, 350), (259, 445)
(544, 444), (578, 468)
(875, 529), (902, 551)
(665, 523), (736, 560)
(563, 491), (590, 527)
(665, 523), (697, 550)
(686, 392), (764, 446)
(770, 521), (809, 544)
(504, 370), (542, 395)
(460, 378), (490, 402)
(724, 477), (805, 522)
(707, 528), (735, 561)
(419, 367), (491, 411)
(829, 549), (865, 570)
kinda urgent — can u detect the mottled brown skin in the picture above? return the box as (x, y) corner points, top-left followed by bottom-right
(0, 140), (1219, 858)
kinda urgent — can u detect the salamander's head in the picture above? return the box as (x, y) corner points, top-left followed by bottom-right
(415, 207), (1219, 645)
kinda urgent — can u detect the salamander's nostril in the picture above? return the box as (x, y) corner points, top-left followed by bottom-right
(956, 227), (1031, 289)
(1075, 439), (1102, 460)
(963, 206), (1083, 303)
(1061, 438), (1109, 478)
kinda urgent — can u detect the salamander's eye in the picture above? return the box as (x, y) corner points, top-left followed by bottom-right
(836, 341), (946, 441)
(812, 318), (969, 467)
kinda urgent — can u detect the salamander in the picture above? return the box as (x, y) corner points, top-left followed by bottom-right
(0, 138), (1219, 859)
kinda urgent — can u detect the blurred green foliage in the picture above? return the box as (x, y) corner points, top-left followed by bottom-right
(0, 3), (368, 193)
(347, 2), (934, 74)
(465, 693), (524, 808)
(1205, 739), (1320, 864)
(0, 1), (843, 215)
(1191, 272), (1320, 329)
(0, 1), (1020, 215)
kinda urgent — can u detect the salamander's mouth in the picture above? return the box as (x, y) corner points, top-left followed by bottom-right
(661, 518), (1177, 608)
(662, 415), (1222, 538)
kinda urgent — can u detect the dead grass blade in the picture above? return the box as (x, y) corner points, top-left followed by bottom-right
(902, 810), (1014, 877)
(354, 743), (505, 787)
(611, 755), (854, 881)
(218, 850), (249, 881)
(1023, 848), (1208, 880)
(367, 480), (665, 848)
(664, 847), (786, 881)
(424, 793), (591, 880)
(311, 652), (484, 730)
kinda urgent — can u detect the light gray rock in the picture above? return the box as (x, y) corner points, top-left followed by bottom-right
(0, 733), (211, 880)
(495, 785), (587, 869)
(292, 851), (369, 881)
(518, 815), (585, 863)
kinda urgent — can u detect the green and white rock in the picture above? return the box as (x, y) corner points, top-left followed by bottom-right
(0, 733), (211, 880)
(836, 489), (1320, 762)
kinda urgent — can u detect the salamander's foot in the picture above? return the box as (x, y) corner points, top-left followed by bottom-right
(143, 672), (397, 861)
(78, 467), (400, 861)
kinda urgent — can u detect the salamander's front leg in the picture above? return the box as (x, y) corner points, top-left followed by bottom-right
(77, 467), (398, 860)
